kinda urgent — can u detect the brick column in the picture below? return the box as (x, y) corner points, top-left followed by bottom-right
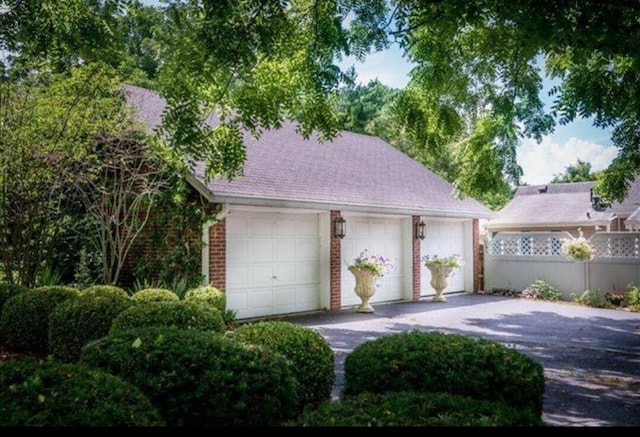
(472, 218), (482, 292)
(412, 216), (421, 300)
(209, 218), (226, 291)
(329, 211), (342, 310)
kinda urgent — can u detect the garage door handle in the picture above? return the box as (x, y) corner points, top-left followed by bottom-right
(272, 275), (277, 279)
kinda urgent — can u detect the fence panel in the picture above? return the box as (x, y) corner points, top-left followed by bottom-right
(484, 231), (640, 300)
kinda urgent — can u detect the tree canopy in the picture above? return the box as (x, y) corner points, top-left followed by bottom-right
(1, 0), (639, 206)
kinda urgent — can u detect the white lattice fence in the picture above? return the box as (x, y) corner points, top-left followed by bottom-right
(484, 231), (640, 299)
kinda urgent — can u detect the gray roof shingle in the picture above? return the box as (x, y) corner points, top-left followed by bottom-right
(485, 179), (640, 230)
(124, 85), (492, 218)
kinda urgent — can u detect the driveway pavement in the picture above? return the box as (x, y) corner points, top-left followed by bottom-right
(285, 292), (640, 427)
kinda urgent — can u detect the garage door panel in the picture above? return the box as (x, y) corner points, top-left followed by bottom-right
(421, 220), (465, 296)
(341, 216), (404, 308)
(227, 240), (249, 264)
(249, 239), (273, 262)
(251, 217), (273, 236)
(227, 211), (321, 319)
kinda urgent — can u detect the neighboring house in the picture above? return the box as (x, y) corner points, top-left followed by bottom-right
(125, 85), (493, 320)
(484, 179), (640, 238)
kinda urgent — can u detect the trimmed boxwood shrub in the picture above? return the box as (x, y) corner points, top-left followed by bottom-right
(343, 331), (545, 418)
(81, 285), (130, 300)
(0, 357), (164, 426)
(184, 285), (237, 329)
(233, 320), (335, 412)
(184, 285), (226, 311)
(49, 294), (133, 363)
(0, 283), (29, 316)
(80, 326), (299, 426)
(131, 288), (179, 303)
(0, 286), (80, 353)
(109, 301), (226, 335)
(291, 391), (544, 427)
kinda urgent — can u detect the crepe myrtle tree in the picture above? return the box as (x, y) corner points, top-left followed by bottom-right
(71, 132), (172, 285)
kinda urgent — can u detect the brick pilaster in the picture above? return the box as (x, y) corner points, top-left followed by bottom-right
(412, 216), (421, 300)
(209, 218), (226, 291)
(329, 211), (343, 310)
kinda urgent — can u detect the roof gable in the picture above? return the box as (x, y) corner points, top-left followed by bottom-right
(124, 85), (492, 218)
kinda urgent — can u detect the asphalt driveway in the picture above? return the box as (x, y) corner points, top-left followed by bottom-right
(285, 293), (640, 427)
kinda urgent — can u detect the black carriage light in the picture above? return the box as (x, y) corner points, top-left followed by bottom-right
(415, 220), (426, 240)
(334, 216), (346, 239)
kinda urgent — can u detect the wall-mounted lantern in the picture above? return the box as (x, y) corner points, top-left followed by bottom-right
(415, 220), (426, 240)
(334, 216), (346, 239)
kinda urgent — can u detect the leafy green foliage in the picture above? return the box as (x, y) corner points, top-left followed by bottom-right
(81, 285), (131, 300)
(343, 330), (545, 418)
(291, 391), (543, 427)
(49, 294), (133, 363)
(130, 288), (179, 303)
(80, 326), (299, 426)
(521, 280), (562, 301)
(0, 357), (164, 426)
(0, 283), (29, 315)
(0, 286), (80, 352)
(109, 301), (225, 335)
(184, 285), (226, 312)
(573, 289), (607, 308)
(233, 320), (335, 412)
(551, 159), (601, 183)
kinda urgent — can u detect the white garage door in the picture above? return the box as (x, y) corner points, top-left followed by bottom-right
(341, 216), (405, 307)
(226, 210), (321, 319)
(421, 219), (466, 296)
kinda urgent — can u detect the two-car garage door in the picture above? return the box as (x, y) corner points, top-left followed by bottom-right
(225, 210), (321, 319)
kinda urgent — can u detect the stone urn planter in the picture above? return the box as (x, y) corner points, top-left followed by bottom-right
(426, 264), (454, 302)
(348, 266), (378, 313)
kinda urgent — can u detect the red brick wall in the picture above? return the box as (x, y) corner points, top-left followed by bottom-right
(329, 211), (342, 310)
(209, 218), (226, 291)
(412, 216), (421, 300)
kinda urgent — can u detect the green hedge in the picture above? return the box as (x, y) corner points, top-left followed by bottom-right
(0, 283), (29, 316)
(0, 286), (80, 353)
(291, 391), (544, 426)
(343, 331), (545, 418)
(81, 285), (130, 300)
(0, 357), (164, 426)
(49, 294), (133, 362)
(80, 326), (299, 426)
(109, 301), (226, 335)
(184, 285), (226, 311)
(233, 320), (335, 412)
(130, 288), (179, 303)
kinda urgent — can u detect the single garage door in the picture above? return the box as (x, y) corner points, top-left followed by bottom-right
(226, 210), (321, 319)
(341, 215), (405, 307)
(420, 219), (465, 296)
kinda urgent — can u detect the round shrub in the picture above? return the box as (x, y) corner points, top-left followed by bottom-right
(233, 320), (335, 412)
(0, 283), (29, 316)
(109, 301), (226, 335)
(131, 288), (179, 303)
(81, 285), (130, 300)
(0, 357), (164, 426)
(291, 391), (543, 427)
(0, 286), (80, 353)
(49, 294), (133, 363)
(80, 326), (298, 426)
(343, 331), (545, 418)
(184, 285), (226, 311)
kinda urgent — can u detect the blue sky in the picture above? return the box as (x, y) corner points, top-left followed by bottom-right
(338, 49), (617, 185)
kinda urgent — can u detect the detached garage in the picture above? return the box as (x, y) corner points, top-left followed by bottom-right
(126, 85), (493, 321)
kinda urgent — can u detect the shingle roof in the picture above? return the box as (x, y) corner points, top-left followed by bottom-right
(485, 181), (615, 229)
(124, 85), (492, 218)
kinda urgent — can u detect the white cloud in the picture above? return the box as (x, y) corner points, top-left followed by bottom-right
(517, 136), (618, 185)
